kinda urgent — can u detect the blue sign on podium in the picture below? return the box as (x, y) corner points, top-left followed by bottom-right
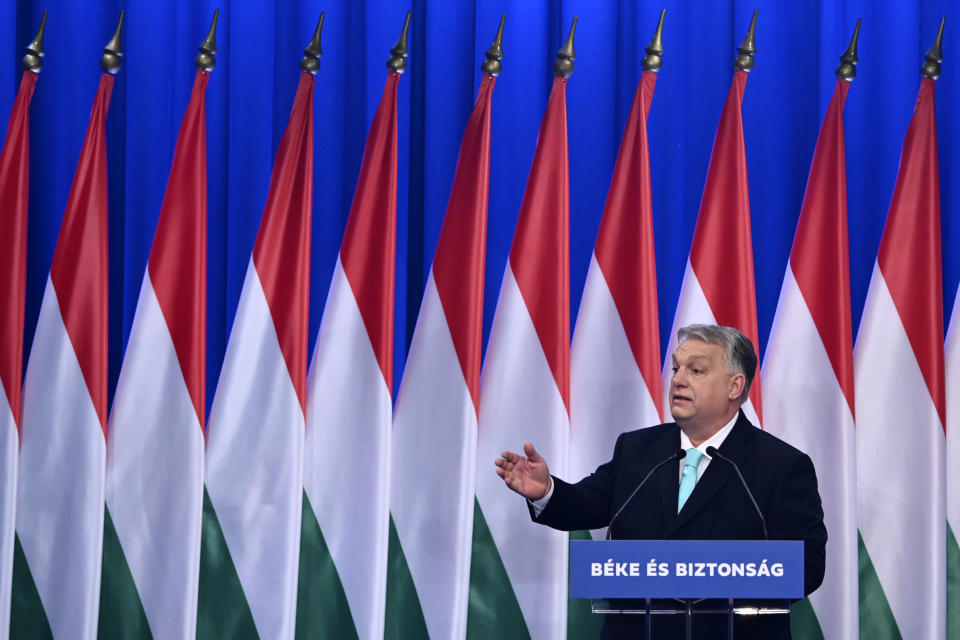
(570, 540), (803, 599)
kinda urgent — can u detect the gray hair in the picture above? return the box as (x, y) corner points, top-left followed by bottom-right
(677, 324), (757, 403)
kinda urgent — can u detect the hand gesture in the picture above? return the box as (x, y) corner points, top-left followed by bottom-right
(495, 442), (551, 501)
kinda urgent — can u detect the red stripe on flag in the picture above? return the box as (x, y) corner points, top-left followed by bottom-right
(49, 74), (114, 432)
(253, 72), (315, 413)
(147, 70), (210, 427)
(594, 71), (662, 419)
(340, 72), (400, 392)
(877, 77), (945, 427)
(688, 71), (763, 422)
(432, 75), (495, 413)
(790, 80), (855, 418)
(509, 76), (571, 412)
(0, 71), (37, 430)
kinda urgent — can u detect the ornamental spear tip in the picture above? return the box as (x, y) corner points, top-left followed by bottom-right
(23, 11), (48, 73)
(641, 9), (666, 72)
(921, 17), (945, 79)
(481, 14), (506, 76)
(101, 11), (124, 75)
(554, 16), (577, 78)
(196, 9), (219, 71)
(734, 9), (758, 72)
(301, 12), (325, 74)
(835, 19), (861, 80)
(386, 11), (411, 73)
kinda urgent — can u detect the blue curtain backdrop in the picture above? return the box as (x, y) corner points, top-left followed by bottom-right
(0, 0), (957, 418)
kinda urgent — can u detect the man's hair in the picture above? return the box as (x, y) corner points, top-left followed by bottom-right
(677, 324), (757, 404)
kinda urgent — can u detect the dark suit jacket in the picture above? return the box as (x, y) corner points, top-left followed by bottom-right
(532, 410), (827, 640)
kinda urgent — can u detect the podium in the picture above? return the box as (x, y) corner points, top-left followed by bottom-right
(570, 539), (803, 639)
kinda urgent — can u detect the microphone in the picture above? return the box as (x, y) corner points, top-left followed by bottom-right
(606, 449), (686, 540)
(706, 446), (768, 540)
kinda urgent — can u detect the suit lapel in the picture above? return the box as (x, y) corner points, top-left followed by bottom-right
(656, 426), (683, 519)
(665, 411), (756, 537)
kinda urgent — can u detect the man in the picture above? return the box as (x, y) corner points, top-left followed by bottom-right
(496, 324), (826, 639)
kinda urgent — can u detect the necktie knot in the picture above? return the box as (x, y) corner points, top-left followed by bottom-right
(677, 448), (704, 512)
(684, 448), (703, 471)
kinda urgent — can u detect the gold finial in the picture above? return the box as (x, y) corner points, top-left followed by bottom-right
(196, 9), (219, 71)
(734, 9), (758, 71)
(554, 16), (577, 78)
(22, 11), (48, 73)
(921, 17), (945, 79)
(835, 19), (861, 80)
(641, 9), (665, 72)
(481, 14), (506, 76)
(386, 11), (412, 73)
(100, 11), (124, 75)
(301, 12), (325, 74)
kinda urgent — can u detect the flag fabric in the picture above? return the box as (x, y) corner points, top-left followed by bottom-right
(200, 71), (314, 639)
(471, 74), (571, 640)
(763, 78), (857, 640)
(856, 76), (945, 639)
(299, 70), (400, 640)
(662, 70), (762, 425)
(0, 69), (38, 638)
(13, 73), (114, 640)
(100, 69), (210, 639)
(947, 286), (960, 639)
(387, 74), (494, 639)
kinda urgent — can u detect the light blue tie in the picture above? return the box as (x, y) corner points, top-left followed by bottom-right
(677, 448), (704, 512)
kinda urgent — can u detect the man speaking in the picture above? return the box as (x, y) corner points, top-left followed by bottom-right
(495, 324), (827, 639)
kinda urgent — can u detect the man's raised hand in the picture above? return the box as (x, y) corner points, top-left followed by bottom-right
(495, 442), (551, 501)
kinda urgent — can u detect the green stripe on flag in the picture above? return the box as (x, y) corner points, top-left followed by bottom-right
(948, 523), (960, 640)
(789, 597), (824, 640)
(98, 507), (153, 639)
(9, 534), (52, 639)
(295, 492), (358, 640)
(196, 488), (258, 640)
(384, 515), (429, 640)
(567, 529), (602, 640)
(466, 498), (529, 640)
(858, 532), (901, 639)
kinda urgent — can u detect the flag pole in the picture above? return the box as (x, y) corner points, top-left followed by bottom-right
(641, 9), (665, 72)
(554, 16), (577, 78)
(836, 19), (862, 80)
(196, 9), (219, 71)
(922, 17), (946, 79)
(387, 10), (412, 73)
(481, 14), (506, 76)
(300, 12), (325, 74)
(101, 11), (124, 75)
(734, 9), (758, 71)
(22, 11), (47, 73)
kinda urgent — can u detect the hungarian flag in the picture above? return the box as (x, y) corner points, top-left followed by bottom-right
(200, 71), (314, 639)
(472, 73), (571, 640)
(14, 73), (114, 639)
(855, 75), (945, 639)
(763, 78), (857, 639)
(948, 287), (960, 639)
(0, 69), (38, 638)
(299, 70), (400, 639)
(387, 73), (495, 639)
(662, 69), (762, 425)
(100, 69), (210, 639)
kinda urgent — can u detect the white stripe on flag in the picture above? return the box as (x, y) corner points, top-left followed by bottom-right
(571, 255), (659, 540)
(856, 263), (945, 639)
(305, 257), (391, 640)
(205, 259), (303, 640)
(17, 278), (105, 640)
(392, 271), (475, 640)
(476, 265), (568, 640)
(763, 266), (858, 640)
(106, 272), (204, 639)
(0, 387), (15, 637)
(948, 290), (959, 535)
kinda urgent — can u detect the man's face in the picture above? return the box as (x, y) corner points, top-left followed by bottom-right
(669, 339), (741, 429)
